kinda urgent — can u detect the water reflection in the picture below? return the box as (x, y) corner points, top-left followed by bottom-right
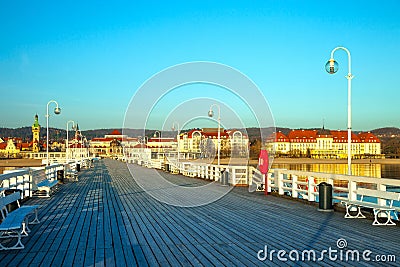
(271, 163), (400, 179)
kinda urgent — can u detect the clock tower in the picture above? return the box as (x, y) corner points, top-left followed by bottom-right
(32, 114), (40, 152)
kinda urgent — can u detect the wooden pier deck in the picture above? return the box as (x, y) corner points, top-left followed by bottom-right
(1, 159), (399, 266)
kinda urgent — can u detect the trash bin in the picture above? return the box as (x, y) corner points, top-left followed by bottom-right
(318, 182), (333, 212)
(76, 163), (81, 172)
(4, 189), (22, 212)
(57, 170), (64, 183)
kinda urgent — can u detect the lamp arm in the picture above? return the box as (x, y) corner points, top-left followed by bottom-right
(330, 46), (352, 74)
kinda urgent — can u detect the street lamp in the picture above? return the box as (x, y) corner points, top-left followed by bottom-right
(171, 122), (180, 163)
(325, 46), (354, 175)
(154, 130), (161, 157)
(46, 100), (61, 166)
(66, 120), (75, 163)
(153, 130), (161, 138)
(208, 104), (221, 166)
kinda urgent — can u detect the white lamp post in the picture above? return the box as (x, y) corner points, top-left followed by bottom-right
(154, 130), (161, 157)
(325, 46), (354, 175)
(46, 100), (61, 166)
(66, 120), (75, 163)
(171, 122), (180, 163)
(208, 104), (221, 166)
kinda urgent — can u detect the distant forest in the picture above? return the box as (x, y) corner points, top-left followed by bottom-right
(1, 126), (400, 157)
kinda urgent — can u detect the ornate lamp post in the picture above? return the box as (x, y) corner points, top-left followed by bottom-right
(46, 100), (61, 166)
(208, 104), (221, 166)
(325, 46), (354, 175)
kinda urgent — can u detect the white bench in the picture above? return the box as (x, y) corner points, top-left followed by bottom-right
(65, 165), (78, 181)
(342, 188), (400, 226)
(0, 192), (40, 250)
(33, 179), (59, 198)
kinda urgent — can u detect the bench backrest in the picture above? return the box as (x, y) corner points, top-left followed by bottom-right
(0, 192), (21, 208)
(0, 192), (21, 220)
(356, 188), (400, 201)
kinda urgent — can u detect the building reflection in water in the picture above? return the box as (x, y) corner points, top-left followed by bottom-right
(272, 163), (382, 178)
(271, 163), (384, 188)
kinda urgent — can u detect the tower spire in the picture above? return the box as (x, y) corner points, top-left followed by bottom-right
(32, 114), (41, 152)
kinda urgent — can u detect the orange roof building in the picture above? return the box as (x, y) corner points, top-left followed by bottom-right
(267, 129), (382, 159)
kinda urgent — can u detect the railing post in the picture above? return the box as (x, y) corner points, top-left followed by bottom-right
(275, 170), (284, 195)
(23, 173), (30, 198)
(274, 170), (279, 192)
(292, 175), (298, 198)
(267, 172), (273, 191)
(16, 174), (23, 192)
(377, 183), (387, 206)
(231, 168), (236, 186)
(28, 169), (33, 197)
(348, 180), (357, 201)
(248, 167), (253, 186)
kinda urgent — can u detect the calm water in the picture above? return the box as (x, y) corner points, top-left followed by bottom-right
(2, 163), (400, 179)
(271, 163), (400, 179)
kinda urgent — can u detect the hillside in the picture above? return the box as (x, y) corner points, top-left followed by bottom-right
(1, 126), (400, 157)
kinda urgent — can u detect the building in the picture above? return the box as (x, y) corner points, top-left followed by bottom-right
(178, 128), (249, 159)
(267, 128), (382, 159)
(89, 129), (138, 158)
(123, 128), (250, 161)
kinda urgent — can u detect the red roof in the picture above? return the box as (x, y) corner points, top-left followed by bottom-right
(0, 143), (6, 149)
(186, 129), (203, 138)
(358, 132), (380, 143)
(109, 129), (122, 135)
(331, 130), (361, 143)
(148, 138), (175, 142)
(17, 143), (30, 149)
(267, 131), (290, 142)
(288, 130), (317, 143)
(92, 137), (116, 142)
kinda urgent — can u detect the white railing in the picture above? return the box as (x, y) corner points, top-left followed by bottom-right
(258, 168), (400, 211)
(0, 158), (94, 199)
(135, 158), (400, 211)
(155, 160), (251, 186)
(0, 169), (31, 198)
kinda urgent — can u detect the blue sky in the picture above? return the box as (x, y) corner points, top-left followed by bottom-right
(0, 0), (399, 131)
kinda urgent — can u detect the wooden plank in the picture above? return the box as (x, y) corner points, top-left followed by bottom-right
(2, 159), (400, 267)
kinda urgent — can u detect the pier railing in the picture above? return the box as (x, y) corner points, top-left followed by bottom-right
(265, 169), (400, 209)
(0, 158), (93, 199)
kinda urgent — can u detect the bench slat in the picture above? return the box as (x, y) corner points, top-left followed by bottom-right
(344, 200), (396, 211)
(356, 188), (400, 201)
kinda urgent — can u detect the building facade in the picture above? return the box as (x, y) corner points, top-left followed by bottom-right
(89, 129), (138, 158)
(178, 128), (249, 158)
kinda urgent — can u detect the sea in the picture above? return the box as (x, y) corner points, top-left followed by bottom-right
(271, 163), (400, 179)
